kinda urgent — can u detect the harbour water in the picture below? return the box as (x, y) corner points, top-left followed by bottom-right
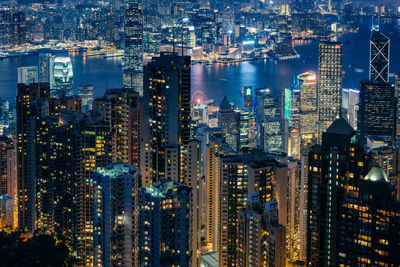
(0, 17), (399, 106)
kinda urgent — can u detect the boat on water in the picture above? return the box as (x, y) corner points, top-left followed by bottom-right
(105, 50), (124, 58)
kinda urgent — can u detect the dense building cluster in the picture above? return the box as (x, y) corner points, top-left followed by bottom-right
(0, 0), (399, 267)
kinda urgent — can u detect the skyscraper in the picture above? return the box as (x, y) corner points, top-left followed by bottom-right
(357, 80), (396, 147)
(50, 57), (74, 96)
(93, 163), (140, 267)
(123, 0), (143, 95)
(306, 116), (370, 266)
(93, 88), (137, 163)
(338, 167), (400, 266)
(139, 180), (192, 266)
(141, 53), (191, 185)
(17, 66), (38, 85)
(238, 195), (286, 267)
(297, 71), (317, 144)
(317, 41), (343, 141)
(369, 27), (390, 83)
(218, 96), (239, 152)
(254, 89), (287, 154)
(77, 85), (93, 112)
(75, 113), (113, 266)
(16, 81), (50, 233)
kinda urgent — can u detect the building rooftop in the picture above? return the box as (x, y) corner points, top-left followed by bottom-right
(95, 163), (135, 178)
(325, 115), (356, 136)
(364, 166), (389, 183)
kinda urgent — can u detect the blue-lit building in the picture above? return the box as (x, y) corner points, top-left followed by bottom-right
(139, 180), (192, 267)
(93, 163), (140, 267)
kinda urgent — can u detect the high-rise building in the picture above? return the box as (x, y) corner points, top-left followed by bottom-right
(93, 163), (140, 267)
(78, 85), (93, 112)
(141, 53), (191, 186)
(369, 27), (390, 83)
(254, 89), (287, 154)
(204, 133), (235, 251)
(38, 53), (52, 83)
(123, 0), (143, 95)
(297, 71), (317, 144)
(0, 136), (13, 195)
(50, 57), (74, 96)
(75, 113), (113, 266)
(342, 88), (359, 130)
(16, 82), (50, 233)
(18, 66), (38, 85)
(306, 116), (370, 266)
(338, 167), (400, 266)
(218, 150), (275, 266)
(139, 180), (192, 266)
(0, 9), (12, 47)
(218, 96), (239, 152)
(317, 41), (343, 141)
(357, 81), (396, 147)
(0, 194), (14, 230)
(11, 11), (25, 46)
(93, 88), (137, 163)
(180, 140), (202, 267)
(238, 195), (286, 267)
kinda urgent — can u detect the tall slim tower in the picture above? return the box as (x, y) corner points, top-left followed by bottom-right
(141, 53), (191, 186)
(369, 26), (390, 83)
(317, 41), (343, 141)
(123, 0), (143, 95)
(16, 73), (49, 233)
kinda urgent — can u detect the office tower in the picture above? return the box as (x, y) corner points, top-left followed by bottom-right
(76, 113), (113, 266)
(16, 82), (50, 233)
(123, 0), (143, 95)
(288, 128), (301, 159)
(357, 81), (396, 147)
(18, 66), (38, 84)
(0, 9), (12, 46)
(342, 88), (359, 130)
(78, 85), (93, 112)
(218, 96), (239, 152)
(254, 89), (287, 154)
(369, 27), (390, 83)
(317, 41), (343, 141)
(38, 53), (52, 83)
(142, 53), (191, 186)
(139, 180), (192, 266)
(306, 116), (370, 266)
(93, 163), (140, 267)
(93, 88), (138, 163)
(338, 167), (400, 266)
(11, 11), (25, 46)
(288, 80), (301, 130)
(238, 195), (286, 267)
(239, 87), (255, 150)
(181, 140), (202, 267)
(0, 194), (13, 230)
(297, 71), (317, 144)
(50, 57), (74, 96)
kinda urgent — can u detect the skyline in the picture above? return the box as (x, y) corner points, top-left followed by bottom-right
(0, 1), (400, 266)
